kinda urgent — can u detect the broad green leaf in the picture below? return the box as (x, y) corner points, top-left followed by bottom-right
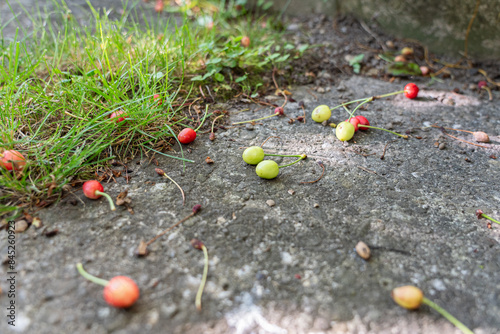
(386, 62), (422, 76)
(214, 72), (225, 82)
(349, 54), (364, 66)
(235, 75), (248, 83)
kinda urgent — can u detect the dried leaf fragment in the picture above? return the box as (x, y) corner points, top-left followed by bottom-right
(32, 217), (43, 228)
(136, 239), (149, 257)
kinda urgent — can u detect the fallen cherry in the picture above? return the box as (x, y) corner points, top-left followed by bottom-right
(401, 47), (413, 56)
(345, 117), (360, 132)
(178, 128), (197, 144)
(242, 146), (265, 165)
(255, 154), (307, 179)
(355, 115), (370, 130)
(256, 160), (280, 179)
(110, 110), (127, 123)
(311, 105), (332, 123)
(82, 180), (116, 211)
(420, 66), (430, 76)
(76, 263), (139, 308)
(153, 94), (162, 105)
(335, 121), (355, 141)
(241, 36), (250, 48)
(0, 150), (26, 171)
(392, 286), (474, 334)
(404, 83), (419, 99)
(242, 146), (304, 165)
(154, 0), (164, 12)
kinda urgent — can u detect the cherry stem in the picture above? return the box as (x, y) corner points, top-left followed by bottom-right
(232, 112), (278, 125)
(195, 244), (209, 311)
(358, 125), (408, 139)
(422, 297), (474, 334)
(94, 190), (116, 211)
(330, 98), (368, 111)
(211, 114), (224, 134)
(330, 90), (405, 111)
(194, 105), (210, 132)
(481, 86), (493, 101)
(162, 173), (185, 206)
(374, 90), (405, 99)
(343, 100), (370, 121)
(265, 153), (303, 158)
(76, 263), (109, 287)
(481, 213), (500, 225)
(431, 124), (473, 134)
(279, 154), (307, 168)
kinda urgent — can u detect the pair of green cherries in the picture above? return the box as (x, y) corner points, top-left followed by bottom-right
(242, 146), (306, 179)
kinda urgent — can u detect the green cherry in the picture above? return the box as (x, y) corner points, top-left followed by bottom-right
(242, 146), (265, 165)
(256, 160), (280, 179)
(336, 121), (355, 141)
(311, 105), (332, 123)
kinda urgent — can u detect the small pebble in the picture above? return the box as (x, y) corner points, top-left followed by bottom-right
(245, 124), (254, 131)
(355, 241), (371, 260)
(266, 200), (276, 207)
(438, 143), (446, 150)
(15, 220), (29, 233)
(317, 87), (325, 93)
(288, 189), (295, 195)
(313, 203), (320, 208)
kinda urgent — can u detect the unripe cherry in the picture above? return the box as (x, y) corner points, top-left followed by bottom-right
(335, 121), (355, 141)
(391, 285), (423, 310)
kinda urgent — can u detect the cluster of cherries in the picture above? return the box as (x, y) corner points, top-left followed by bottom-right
(242, 146), (306, 179)
(312, 83), (419, 142)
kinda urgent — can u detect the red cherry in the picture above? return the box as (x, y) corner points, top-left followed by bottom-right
(404, 83), (419, 99)
(82, 180), (104, 199)
(345, 117), (360, 132)
(0, 150), (26, 171)
(478, 81), (487, 89)
(153, 94), (162, 105)
(103, 276), (140, 308)
(154, 0), (164, 12)
(110, 110), (127, 123)
(241, 36), (250, 48)
(355, 115), (370, 131)
(274, 107), (284, 115)
(178, 128), (197, 144)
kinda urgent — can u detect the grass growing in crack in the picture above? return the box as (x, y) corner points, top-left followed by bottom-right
(0, 0), (305, 217)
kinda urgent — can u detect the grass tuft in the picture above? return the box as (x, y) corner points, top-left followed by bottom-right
(0, 0), (307, 217)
